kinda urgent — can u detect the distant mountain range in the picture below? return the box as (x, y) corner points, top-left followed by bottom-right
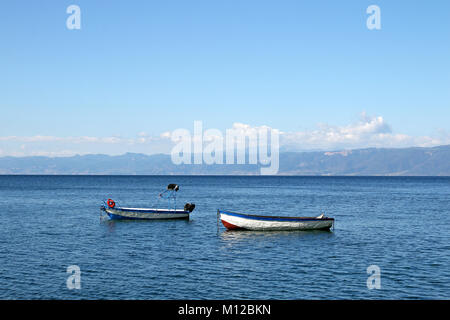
(0, 145), (449, 175)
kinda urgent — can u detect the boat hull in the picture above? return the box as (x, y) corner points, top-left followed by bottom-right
(219, 210), (334, 231)
(104, 207), (190, 220)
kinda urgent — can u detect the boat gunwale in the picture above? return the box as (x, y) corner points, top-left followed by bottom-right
(219, 210), (334, 221)
(106, 206), (190, 214)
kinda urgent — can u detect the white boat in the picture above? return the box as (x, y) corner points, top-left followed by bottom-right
(218, 210), (334, 231)
(100, 184), (195, 220)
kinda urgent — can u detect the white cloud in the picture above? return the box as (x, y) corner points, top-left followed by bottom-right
(0, 134), (173, 157)
(0, 136), (125, 144)
(0, 113), (449, 157)
(280, 113), (450, 151)
(160, 131), (172, 139)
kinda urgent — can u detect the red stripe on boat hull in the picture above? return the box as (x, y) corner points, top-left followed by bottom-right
(221, 219), (245, 230)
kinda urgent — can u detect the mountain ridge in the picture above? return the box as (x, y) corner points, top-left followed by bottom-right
(0, 145), (449, 176)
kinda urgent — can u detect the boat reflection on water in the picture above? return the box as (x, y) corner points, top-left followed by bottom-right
(100, 215), (192, 235)
(219, 228), (334, 244)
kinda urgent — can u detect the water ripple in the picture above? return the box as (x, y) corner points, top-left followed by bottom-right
(0, 176), (449, 299)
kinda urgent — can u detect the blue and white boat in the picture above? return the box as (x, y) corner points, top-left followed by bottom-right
(100, 184), (195, 220)
(218, 210), (334, 231)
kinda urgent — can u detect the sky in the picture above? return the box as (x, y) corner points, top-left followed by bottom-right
(0, 0), (449, 156)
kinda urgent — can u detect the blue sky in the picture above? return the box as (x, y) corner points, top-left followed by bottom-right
(0, 0), (449, 156)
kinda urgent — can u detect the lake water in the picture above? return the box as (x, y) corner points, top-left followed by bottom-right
(0, 175), (449, 299)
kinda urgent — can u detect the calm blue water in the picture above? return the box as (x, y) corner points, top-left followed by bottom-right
(0, 175), (449, 300)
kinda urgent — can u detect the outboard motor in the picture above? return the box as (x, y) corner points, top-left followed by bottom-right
(167, 184), (179, 191)
(184, 203), (196, 212)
